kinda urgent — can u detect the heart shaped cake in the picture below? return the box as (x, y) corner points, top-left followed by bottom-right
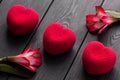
(43, 22), (76, 55)
(82, 41), (116, 75)
(7, 4), (39, 36)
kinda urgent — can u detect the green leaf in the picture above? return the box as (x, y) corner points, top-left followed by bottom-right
(106, 10), (120, 18)
(0, 64), (34, 78)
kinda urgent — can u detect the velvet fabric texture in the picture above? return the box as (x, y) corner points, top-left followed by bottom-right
(7, 4), (39, 36)
(43, 22), (76, 55)
(82, 41), (116, 75)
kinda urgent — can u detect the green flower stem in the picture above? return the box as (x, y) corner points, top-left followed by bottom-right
(106, 10), (120, 20)
(0, 57), (35, 78)
(0, 64), (32, 78)
(0, 57), (7, 62)
(0, 64), (22, 76)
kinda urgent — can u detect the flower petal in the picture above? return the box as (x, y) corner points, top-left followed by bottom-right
(24, 48), (41, 57)
(29, 66), (37, 72)
(31, 58), (42, 66)
(86, 14), (99, 23)
(102, 16), (116, 24)
(22, 46), (32, 54)
(98, 24), (108, 34)
(87, 21), (104, 32)
(27, 55), (42, 66)
(96, 6), (106, 17)
(11, 56), (39, 72)
(14, 56), (30, 66)
(22, 48), (42, 66)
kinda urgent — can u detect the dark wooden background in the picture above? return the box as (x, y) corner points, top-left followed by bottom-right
(0, 0), (120, 80)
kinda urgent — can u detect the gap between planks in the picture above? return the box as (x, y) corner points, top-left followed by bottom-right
(63, 0), (106, 80)
(22, 0), (55, 50)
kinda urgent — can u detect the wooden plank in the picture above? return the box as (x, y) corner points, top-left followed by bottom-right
(65, 33), (100, 80)
(0, 0), (52, 57)
(0, 0), (2, 3)
(0, 0), (53, 80)
(98, 0), (120, 79)
(17, 0), (104, 80)
(65, 0), (120, 80)
(0, 1), (32, 80)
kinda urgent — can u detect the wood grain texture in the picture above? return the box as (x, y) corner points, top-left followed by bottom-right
(65, 33), (101, 80)
(97, 0), (120, 80)
(19, 0), (104, 80)
(0, 0), (53, 80)
(65, 0), (120, 80)
(0, 0), (31, 80)
(0, 0), (52, 57)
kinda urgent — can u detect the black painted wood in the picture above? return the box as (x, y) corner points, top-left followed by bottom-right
(97, 0), (120, 79)
(2, 0), (120, 80)
(0, 0), (32, 80)
(14, 0), (104, 80)
(65, 33), (100, 80)
(0, 0), (52, 57)
(65, 0), (120, 80)
(0, 0), (53, 80)
(0, 0), (2, 3)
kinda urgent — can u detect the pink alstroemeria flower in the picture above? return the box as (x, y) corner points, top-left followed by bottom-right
(6, 46), (42, 72)
(86, 6), (117, 34)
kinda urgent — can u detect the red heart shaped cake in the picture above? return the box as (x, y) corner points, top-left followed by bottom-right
(43, 22), (76, 55)
(82, 41), (116, 75)
(7, 4), (39, 36)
